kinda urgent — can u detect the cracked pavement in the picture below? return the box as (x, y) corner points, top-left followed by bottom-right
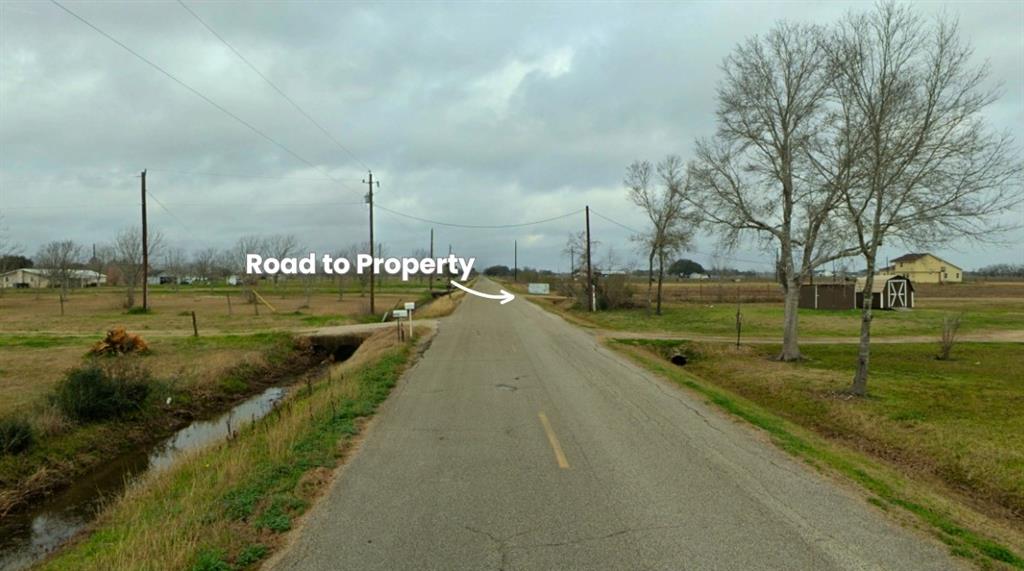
(269, 278), (961, 570)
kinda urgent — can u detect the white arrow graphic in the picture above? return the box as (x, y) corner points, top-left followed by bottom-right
(450, 280), (515, 305)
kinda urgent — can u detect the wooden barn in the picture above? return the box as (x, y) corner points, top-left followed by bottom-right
(856, 275), (915, 310)
(799, 283), (857, 310)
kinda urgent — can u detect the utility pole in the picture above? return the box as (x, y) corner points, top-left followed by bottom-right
(585, 205), (594, 312)
(429, 228), (434, 293)
(141, 169), (149, 311)
(570, 246), (574, 278)
(363, 171), (379, 314)
(514, 240), (518, 282)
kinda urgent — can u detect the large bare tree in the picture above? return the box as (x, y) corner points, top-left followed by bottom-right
(688, 21), (856, 361)
(825, 3), (1021, 395)
(35, 240), (84, 300)
(626, 155), (697, 315)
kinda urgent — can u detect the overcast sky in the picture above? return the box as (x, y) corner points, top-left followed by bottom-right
(1, 1), (1021, 273)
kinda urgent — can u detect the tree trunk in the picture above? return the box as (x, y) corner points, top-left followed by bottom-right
(656, 252), (665, 316)
(850, 258), (877, 396)
(778, 281), (802, 361)
(646, 250), (655, 314)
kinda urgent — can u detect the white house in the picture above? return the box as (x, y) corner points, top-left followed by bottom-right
(0, 268), (107, 289)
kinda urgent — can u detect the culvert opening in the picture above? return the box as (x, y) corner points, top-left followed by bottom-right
(308, 334), (366, 363)
(670, 353), (688, 366)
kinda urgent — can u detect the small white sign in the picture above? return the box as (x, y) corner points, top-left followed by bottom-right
(393, 309), (408, 318)
(404, 302), (416, 310)
(528, 283), (550, 295)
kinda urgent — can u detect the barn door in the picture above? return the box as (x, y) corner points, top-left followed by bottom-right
(888, 280), (907, 308)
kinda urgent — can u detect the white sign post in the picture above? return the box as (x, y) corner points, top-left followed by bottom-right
(392, 309), (408, 341)
(404, 302), (415, 338)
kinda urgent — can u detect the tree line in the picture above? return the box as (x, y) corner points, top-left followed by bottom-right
(3, 229), (434, 309)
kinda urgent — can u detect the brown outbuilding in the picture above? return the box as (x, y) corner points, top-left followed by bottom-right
(799, 275), (915, 311)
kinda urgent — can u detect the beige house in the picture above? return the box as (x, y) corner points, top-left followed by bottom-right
(878, 253), (962, 284)
(0, 268), (107, 289)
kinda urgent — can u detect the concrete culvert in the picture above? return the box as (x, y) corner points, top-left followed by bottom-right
(308, 334), (366, 363)
(670, 353), (688, 366)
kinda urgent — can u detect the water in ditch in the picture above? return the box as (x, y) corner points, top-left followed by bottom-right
(0, 386), (287, 571)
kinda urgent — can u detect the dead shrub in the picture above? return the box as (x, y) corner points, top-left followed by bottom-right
(937, 313), (963, 361)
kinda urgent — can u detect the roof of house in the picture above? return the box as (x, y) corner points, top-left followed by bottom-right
(855, 274), (914, 292)
(1, 268), (106, 279)
(891, 253), (961, 269)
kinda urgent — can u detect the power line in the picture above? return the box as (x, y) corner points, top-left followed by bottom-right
(146, 189), (193, 235)
(49, 0), (342, 185)
(375, 204), (584, 229)
(177, 0), (370, 172)
(148, 169), (337, 182)
(589, 208), (642, 234)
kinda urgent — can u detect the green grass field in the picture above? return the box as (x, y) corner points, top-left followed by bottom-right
(572, 300), (1024, 338)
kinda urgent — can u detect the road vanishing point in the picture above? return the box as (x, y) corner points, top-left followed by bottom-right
(270, 278), (961, 571)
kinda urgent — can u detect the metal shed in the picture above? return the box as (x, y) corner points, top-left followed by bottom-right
(856, 275), (915, 310)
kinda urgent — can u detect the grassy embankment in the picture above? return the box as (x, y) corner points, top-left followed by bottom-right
(0, 332), (312, 514)
(40, 328), (419, 571)
(613, 339), (1024, 569)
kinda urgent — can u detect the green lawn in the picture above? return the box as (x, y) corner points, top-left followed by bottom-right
(612, 338), (1024, 569)
(575, 301), (1024, 338)
(618, 339), (1024, 521)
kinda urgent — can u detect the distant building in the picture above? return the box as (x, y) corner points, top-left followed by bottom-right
(688, 273), (710, 280)
(799, 283), (857, 310)
(878, 253), (962, 284)
(0, 268), (107, 289)
(800, 275), (915, 310)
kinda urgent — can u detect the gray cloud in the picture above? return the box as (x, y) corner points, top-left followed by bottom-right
(1, 0), (1021, 272)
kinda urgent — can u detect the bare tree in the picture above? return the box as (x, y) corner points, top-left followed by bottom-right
(265, 233), (300, 286)
(223, 235), (267, 301)
(113, 226), (164, 308)
(190, 247), (219, 285)
(35, 240), (84, 300)
(688, 21), (858, 361)
(627, 155), (697, 315)
(162, 247), (188, 291)
(0, 212), (20, 267)
(827, 3), (1021, 395)
(0, 213), (22, 297)
(563, 231), (598, 275)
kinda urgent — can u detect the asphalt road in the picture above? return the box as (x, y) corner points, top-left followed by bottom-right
(270, 278), (960, 571)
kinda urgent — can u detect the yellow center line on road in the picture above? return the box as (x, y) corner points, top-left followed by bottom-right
(538, 412), (570, 469)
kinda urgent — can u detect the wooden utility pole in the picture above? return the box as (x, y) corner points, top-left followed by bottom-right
(363, 171), (379, 314)
(514, 240), (518, 282)
(570, 246), (574, 277)
(585, 206), (594, 312)
(141, 169), (149, 311)
(428, 228), (434, 293)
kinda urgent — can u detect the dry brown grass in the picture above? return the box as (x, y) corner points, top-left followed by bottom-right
(0, 288), (413, 336)
(0, 339), (266, 417)
(415, 290), (466, 319)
